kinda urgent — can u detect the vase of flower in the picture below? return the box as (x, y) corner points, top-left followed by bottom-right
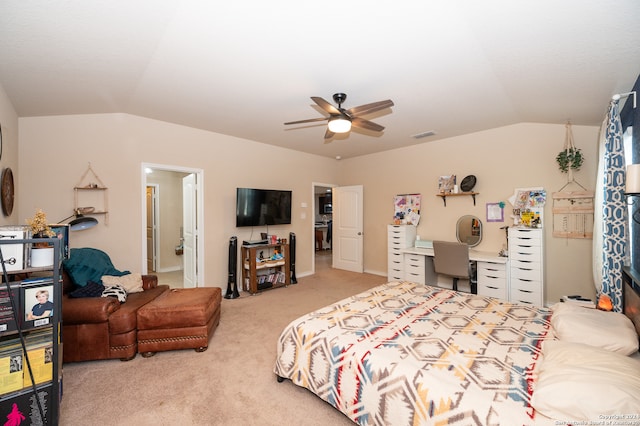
(26, 209), (55, 267)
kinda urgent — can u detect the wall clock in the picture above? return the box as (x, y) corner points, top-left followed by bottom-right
(1, 167), (14, 216)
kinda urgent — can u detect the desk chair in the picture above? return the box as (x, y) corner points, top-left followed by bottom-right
(432, 240), (477, 294)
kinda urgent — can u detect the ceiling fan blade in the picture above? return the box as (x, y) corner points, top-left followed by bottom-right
(284, 117), (329, 125)
(311, 97), (341, 115)
(347, 99), (394, 116)
(351, 117), (385, 132)
(324, 128), (335, 139)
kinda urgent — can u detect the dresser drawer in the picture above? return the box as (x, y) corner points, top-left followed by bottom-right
(509, 285), (543, 306)
(388, 251), (404, 264)
(508, 228), (542, 244)
(509, 246), (542, 262)
(388, 239), (409, 252)
(510, 275), (542, 292)
(477, 282), (508, 300)
(388, 225), (416, 247)
(404, 254), (425, 283)
(510, 263), (542, 281)
(477, 262), (506, 278)
(388, 269), (405, 282)
(404, 269), (425, 284)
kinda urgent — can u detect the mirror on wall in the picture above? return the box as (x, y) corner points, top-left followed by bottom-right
(456, 215), (482, 247)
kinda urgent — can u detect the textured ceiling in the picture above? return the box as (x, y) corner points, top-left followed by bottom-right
(0, 1), (638, 159)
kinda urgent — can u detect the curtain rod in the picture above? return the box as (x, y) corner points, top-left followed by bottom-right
(612, 91), (636, 108)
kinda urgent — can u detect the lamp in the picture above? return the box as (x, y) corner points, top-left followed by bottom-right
(58, 209), (98, 231)
(626, 164), (640, 195)
(327, 117), (351, 133)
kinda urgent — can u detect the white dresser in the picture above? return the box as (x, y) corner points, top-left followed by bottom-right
(387, 225), (417, 281)
(477, 260), (509, 300)
(508, 227), (544, 306)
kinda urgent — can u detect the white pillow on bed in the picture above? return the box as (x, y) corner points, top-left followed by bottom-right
(532, 340), (640, 421)
(550, 302), (639, 355)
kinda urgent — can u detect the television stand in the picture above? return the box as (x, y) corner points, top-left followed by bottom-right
(241, 243), (290, 294)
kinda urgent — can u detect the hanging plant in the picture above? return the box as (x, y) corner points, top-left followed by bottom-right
(556, 122), (584, 175)
(556, 147), (584, 173)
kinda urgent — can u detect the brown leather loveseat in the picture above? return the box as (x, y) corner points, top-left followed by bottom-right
(61, 248), (169, 363)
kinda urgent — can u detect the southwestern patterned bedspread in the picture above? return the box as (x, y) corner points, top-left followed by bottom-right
(274, 281), (553, 425)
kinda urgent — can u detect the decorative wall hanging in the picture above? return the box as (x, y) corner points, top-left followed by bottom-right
(552, 190), (594, 239)
(486, 202), (505, 222)
(393, 193), (421, 225)
(508, 187), (546, 227)
(1, 167), (14, 216)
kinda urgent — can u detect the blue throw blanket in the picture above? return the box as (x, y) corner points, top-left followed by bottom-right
(62, 247), (130, 288)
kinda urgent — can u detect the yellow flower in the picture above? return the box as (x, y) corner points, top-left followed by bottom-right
(26, 209), (55, 237)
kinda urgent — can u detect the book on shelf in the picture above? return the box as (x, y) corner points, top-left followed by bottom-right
(0, 383), (53, 425)
(20, 281), (55, 330)
(22, 329), (53, 387)
(0, 284), (20, 333)
(0, 337), (24, 395)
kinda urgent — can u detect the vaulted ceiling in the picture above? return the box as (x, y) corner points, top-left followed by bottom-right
(0, 1), (638, 159)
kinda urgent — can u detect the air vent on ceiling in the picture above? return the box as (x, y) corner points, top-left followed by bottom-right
(412, 130), (437, 139)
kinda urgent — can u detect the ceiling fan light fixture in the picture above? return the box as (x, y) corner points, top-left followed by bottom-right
(328, 117), (351, 133)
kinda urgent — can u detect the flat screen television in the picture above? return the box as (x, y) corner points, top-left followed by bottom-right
(236, 188), (292, 227)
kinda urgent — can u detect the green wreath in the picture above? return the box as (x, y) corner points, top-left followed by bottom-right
(556, 147), (584, 173)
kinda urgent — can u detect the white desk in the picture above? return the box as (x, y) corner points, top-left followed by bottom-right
(401, 247), (507, 263)
(400, 247), (509, 298)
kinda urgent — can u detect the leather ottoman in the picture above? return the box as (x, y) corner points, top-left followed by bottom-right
(136, 287), (222, 357)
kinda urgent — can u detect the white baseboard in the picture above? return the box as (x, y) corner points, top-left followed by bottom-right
(156, 266), (183, 273)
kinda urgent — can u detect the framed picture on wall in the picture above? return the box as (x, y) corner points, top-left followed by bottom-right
(486, 203), (504, 222)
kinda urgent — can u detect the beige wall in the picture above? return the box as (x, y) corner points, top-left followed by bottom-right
(17, 113), (340, 287)
(339, 122), (600, 304)
(0, 84), (19, 227)
(13, 108), (601, 305)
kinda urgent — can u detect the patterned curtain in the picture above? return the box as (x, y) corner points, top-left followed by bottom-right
(596, 99), (628, 312)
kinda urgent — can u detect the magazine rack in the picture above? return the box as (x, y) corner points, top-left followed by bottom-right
(0, 238), (61, 425)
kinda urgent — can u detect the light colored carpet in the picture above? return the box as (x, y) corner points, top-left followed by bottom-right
(59, 264), (387, 425)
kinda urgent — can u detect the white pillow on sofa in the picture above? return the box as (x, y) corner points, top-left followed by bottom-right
(531, 340), (640, 421)
(550, 302), (639, 355)
(102, 273), (143, 293)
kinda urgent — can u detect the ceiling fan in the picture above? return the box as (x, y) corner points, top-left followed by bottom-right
(284, 93), (394, 140)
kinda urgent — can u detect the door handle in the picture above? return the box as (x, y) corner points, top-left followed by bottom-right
(358, 232), (362, 235)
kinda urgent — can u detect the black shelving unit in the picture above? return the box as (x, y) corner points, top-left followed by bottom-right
(0, 237), (61, 425)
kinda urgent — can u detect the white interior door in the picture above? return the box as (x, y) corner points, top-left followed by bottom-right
(145, 186), (157, 272)
(332, 185), (364, 273)
(182, 174), (197, 288)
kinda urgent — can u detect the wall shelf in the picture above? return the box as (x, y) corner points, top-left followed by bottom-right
(436, 192), (479, 207)
(74, 163), (109, 224)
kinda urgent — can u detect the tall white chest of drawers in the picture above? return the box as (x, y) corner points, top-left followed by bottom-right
(387, 225), (417, 281)
(508, 227), (544, 306)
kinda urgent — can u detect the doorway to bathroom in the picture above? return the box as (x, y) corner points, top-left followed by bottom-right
(313, 183), (334, 273)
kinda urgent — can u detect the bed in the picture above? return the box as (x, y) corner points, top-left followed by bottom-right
(274, 280), (640, 425)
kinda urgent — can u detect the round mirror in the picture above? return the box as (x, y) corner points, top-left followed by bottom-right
(456, 215), (482, 247)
